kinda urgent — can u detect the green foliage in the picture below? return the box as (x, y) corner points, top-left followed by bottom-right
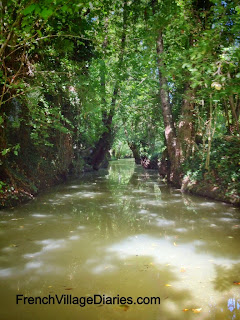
(183, 137), (240, 194)
(0, 181), (6, 193)
(1, 144), (20, 157)
(111, 139), (132, 160)
(211, 138), (240, 192)
(0, 0), (239, 207)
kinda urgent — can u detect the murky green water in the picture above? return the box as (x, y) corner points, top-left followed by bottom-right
(0, 159), (240, 319)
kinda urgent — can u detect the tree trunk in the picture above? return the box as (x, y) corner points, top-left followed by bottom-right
(156, 30), (180, 185)
(90, 1), (128, 169)
(177, 84), (195, 163)
(90, 93), (116, 170)
(129, 143), (141, 164)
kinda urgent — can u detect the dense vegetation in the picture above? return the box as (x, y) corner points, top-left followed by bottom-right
(0, 0), (239, 207)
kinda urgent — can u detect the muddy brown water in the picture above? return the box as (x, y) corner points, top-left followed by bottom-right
(0, 159), (240, 319)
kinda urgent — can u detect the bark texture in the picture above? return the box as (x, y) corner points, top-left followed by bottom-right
(156, 30), (180, 185)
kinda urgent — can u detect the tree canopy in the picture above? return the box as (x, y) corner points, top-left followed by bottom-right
(0, 0), (239, 207)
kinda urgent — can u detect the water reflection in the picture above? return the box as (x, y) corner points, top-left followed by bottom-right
(0, 159), (239, 319)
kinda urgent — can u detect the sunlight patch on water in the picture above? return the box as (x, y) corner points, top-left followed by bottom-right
(37, 239), (65, 251)
(106, 234), (239, 272)
(210, 223), (220, 228)
(154, 218), (175, 227)
(121, 196), (134, 200)
(77, 226), (86, 230)
(25, 261), (43, 270)
(24, 239), (66, 258)
(69, 235), (80, 241)
(75, 191), (103, 198)
(32, 214), (52, 218)
(167, 199), (183, 204)
(222, 212), (234, 217)
(175, 228), (188, 233)
(132, 190), (147, 193)
(106, 234), (207, 266)
(218, 217), (238, 223)
(150, 213), (158, 217)
(136, 199), (165, 206)
(91, 264), (117, 274)
(67, 185), (81, 189)
(138, 209), (149, 214)
(199, 202), (216, 207)
(0, 268), (13, 278)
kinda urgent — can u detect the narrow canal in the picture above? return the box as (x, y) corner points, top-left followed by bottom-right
(0, 159), (239, 319)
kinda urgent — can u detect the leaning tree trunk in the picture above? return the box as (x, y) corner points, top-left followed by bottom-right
(123, 128), (141, 164)
(90, 1), (128, 169)
(128, 143), (141, 164)
(90, 91), (117, 170)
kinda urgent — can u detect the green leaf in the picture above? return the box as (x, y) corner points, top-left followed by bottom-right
(61, 5), (68, 12)
(37, 30), (43, 37)
(236, 6), (240, 14)
(23, 4), (36, 15)
(2, 148), (10, 156)
(40, 8), (53, 19)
